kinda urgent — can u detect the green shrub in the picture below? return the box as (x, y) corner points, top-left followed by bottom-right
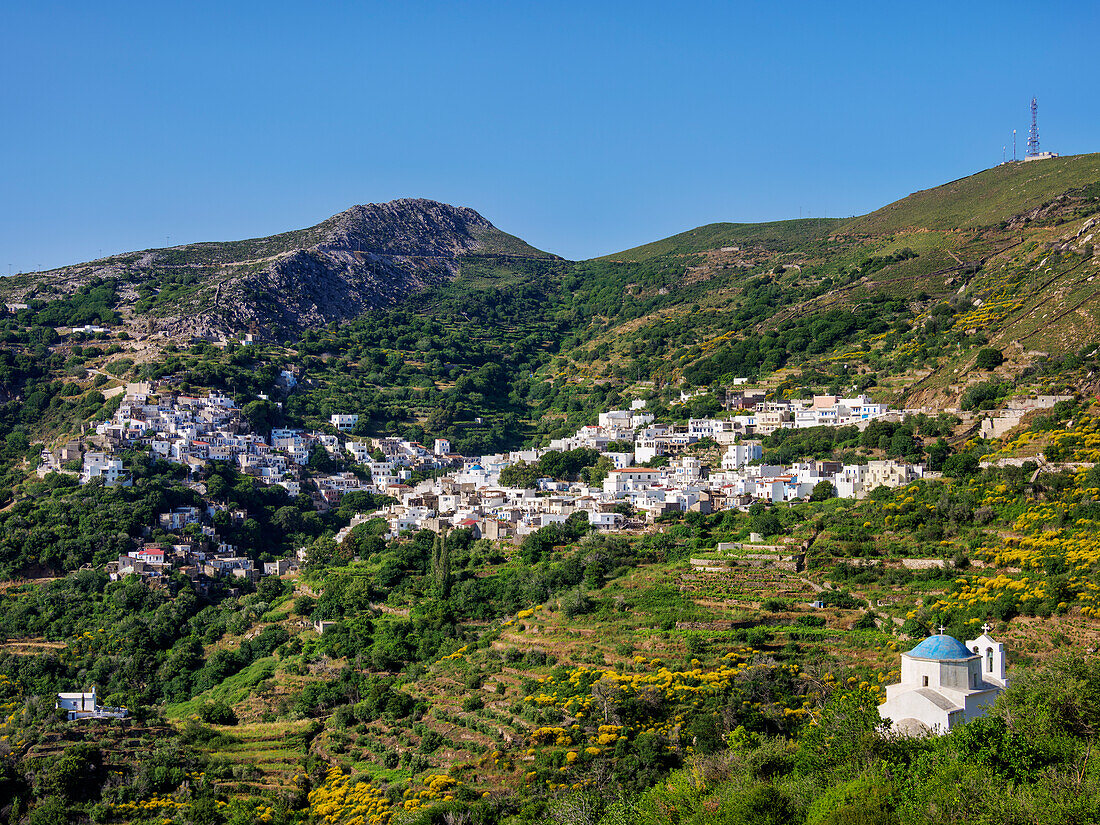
(562, 588), (593, 618)
(975, 348), (1004, 370)
(197, 701), (238, 725)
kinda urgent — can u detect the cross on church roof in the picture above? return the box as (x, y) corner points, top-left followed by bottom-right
(938, 625), (946, 635)
(981, 622), (992, 635)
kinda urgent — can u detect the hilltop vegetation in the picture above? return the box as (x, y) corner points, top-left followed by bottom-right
(563, 153), (1100, 413)
(0, 155), (1098, 497)
(3, 154), (1100, 454)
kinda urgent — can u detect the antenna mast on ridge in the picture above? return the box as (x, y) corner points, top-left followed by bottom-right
(1027, 97), (1040, 158)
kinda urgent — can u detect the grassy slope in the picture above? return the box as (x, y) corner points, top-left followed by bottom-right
(184, 552), (883, 797)
(602, 153), (1100, 263)
(564, 152), (1100, 411)
(101, 217), (554, 272)
(601, 218), (842, 261)
(182, 473), (1100, 800)
(0, 204), (553, 301)
(155, 228), (326, 267)
(842, 152), (1100, 234)
(467, 224), (558, 259)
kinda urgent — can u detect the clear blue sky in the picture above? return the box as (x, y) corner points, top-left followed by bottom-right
(2, 1), (1097, 273)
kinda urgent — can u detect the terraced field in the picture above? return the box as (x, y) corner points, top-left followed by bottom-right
(681, 565), (814, 606)
(203, 721), (313, 794)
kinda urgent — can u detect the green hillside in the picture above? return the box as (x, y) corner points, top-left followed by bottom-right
(602, 218), (841, 260)
(561, 152), (1100, 420)
(151, 226), (328, 267)
(843, 152), (1100, 234)
(10, 437), (1100, 823)
(604, 153), (1100, 263)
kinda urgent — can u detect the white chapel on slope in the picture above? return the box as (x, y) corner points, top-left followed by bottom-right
(878, 625), (1008, 735)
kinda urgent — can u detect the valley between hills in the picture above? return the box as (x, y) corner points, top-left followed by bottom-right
(2, 155), (1100, 824)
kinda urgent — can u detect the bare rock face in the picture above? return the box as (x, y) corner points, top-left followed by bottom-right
(318, 199), (499, 257)
(2, 199), (552, 340)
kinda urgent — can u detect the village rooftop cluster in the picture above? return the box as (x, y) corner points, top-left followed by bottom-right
(32, 383), (934, 587)
(372, 392), (922, 541)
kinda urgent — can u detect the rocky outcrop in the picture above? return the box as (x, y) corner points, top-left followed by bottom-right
(316, 199), (507, 257)
(2, 199), (554, 339)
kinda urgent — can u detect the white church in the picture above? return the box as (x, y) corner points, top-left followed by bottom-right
(878, 625), (1008, 735)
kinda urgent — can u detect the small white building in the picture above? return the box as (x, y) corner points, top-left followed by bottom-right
(208, 390), (235, 408)
(264, 558), (296, 576)
(588, 511), (623, 530)
(878, 628), (1008, 735)
(604, 451), (634, 469)
(603, 468), (662, 497)
(346, 441), (373, 463)
(722, 442), (763, 471)
(330, 414), (359, 432)
(81, 452), (125, 486)
(56, 687), (128, 721)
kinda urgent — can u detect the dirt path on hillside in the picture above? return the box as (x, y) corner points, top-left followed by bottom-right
(0, 577), (59, 591)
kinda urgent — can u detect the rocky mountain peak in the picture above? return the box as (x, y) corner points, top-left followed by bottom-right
(319, 199), (499, 258)
(0, 198), (554, 340)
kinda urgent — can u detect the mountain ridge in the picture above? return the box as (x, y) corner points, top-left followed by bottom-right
(0, 198), (555, 340)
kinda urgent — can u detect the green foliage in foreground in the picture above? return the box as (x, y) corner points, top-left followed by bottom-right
(7, 656), (1100, 825)
(596, 654), (1100, 825)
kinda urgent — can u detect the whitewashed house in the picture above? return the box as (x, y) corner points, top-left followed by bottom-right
(330, 414), (359, 432)
(56, 687), (128, 721)
(81, 452), (125, 486)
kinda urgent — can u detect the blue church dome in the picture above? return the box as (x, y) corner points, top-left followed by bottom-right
(469, 464), (484, 471)
(906, 634), (975, 660)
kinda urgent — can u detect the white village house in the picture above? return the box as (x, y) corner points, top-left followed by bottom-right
(330, 414), (359, 432)
(56, 687), (128, 721)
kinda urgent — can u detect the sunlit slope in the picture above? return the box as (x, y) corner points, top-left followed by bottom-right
(602, 154), (1100, 263)
(601, 218), (842, 261)
(842, 152), (1100, 234)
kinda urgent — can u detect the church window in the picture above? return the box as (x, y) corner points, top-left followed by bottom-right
(986, 648), (993, 672)
(922, 676), (928, 687)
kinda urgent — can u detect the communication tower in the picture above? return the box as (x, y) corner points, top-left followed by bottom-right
(1022, 97), (1058, 162)
(1026, 97), (1040, 158)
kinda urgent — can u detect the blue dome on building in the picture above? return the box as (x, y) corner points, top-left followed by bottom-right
(906, 634), (975, 661)
(469, 464), (483, 471)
